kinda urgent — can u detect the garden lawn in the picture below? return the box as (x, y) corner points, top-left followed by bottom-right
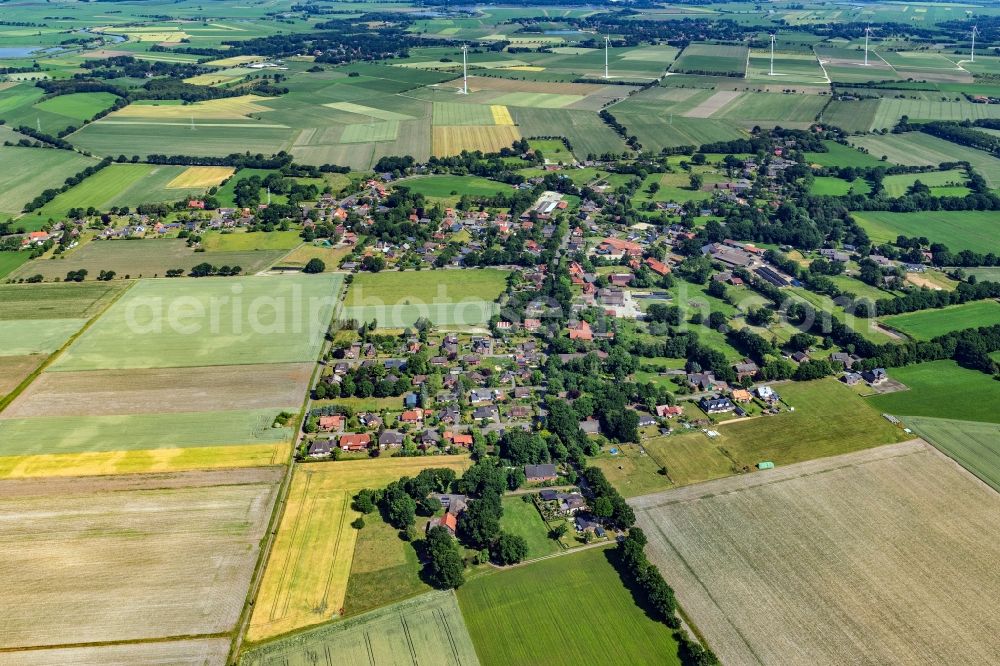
(867, 360), (1000, 423)
(500, 496), (561, 559)
(881, 301), (1000, 341)
(457, 546), (681, 666)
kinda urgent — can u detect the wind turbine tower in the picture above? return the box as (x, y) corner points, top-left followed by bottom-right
(971, 24), (978, 63)
(461, 44), (468, 94)
(769, 33), (776, 76)
(604, 36), (610, 79)
(864, 24), (871, 66)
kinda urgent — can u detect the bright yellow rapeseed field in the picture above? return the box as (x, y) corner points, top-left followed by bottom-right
(491, 105), (515, 125)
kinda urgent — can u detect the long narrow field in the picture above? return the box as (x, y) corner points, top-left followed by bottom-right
(242, 591), (479, 666)
(0, 468), (281, 651)
(3, 363), (314, 417)
(50, 274), (342, 370)
(906, 416), (1000, 492)
(11, 239), (286, 281)
(0, 282), (125, 320)
(457, 546), (681, 666)
(249, 457), (472, 642)
(881, 301), (1000, 340)
(631, 441), (1000, 666)
(4, 639), (232, 666)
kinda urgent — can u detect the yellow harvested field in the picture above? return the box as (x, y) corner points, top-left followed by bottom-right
(120, 31), (189, 42)
(249, 470), (357, 642)
(205, 55), (266, 67)
(167, 166), (235, 189)
(248, 456), (471, 641)
(113, 95), (274, 120)
(502, 65), (545, 71)
(0, 443), (290, 479)
(183, 72), (243, 86)
(491, 104), (515, 125)
(433, 125), (521, 156)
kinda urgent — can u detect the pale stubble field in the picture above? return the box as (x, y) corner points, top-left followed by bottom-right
(631, 440), (1000, 666)
(0, 468), (281, 651)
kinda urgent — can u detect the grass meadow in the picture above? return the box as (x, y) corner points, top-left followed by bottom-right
(803, 140), (886, 168)
(851, 210), (1000, 255)
(458, 546), (681, 666)
(343, 269), (507, 328)
(849, 132), (1000, 189)
(0, 282), (124, 320)
(0, 146), (98, 217)
(716, 378), (908, 467)
(868, 360), (1000, 423)
(881, 168), (969, 198)
(881, 301), (1000, 340)
(0, 318), (87, 355)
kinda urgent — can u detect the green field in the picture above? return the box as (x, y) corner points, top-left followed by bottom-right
(31, 164), (217, 218)
(717, 378), (909, 467)
(851, 210), (1000, 254)
(33, 92), (119, 121)
(715, 92), (828, 125)
(343, 269), (507, 328)
(0, 252), (31, 280)
(51, 274), (342, 370)
(804, 140), (886, 168)
(849, 132), (1000, 190)
(868, 360), (1000, 424)
(0, 409), (292, 456)
(400, 175), (512, 202)
(457, 546), (681, 666)
(810, 176), (870, 196)
(0, 146), (98, 217)
(871, 98), (1000, 131)
(0, 282), (125, 320)
(500, 496), (561, 559)
(906, 417), (1000, 492)
(672, 42), (748, 76)
(241, 591), (479, 666)
(200, 231), (303, 252)
(881, 301), (1000, 341)
(881, 168), (969, 198)
(0, 318), (86, 355)
(511, 107), (627, 159)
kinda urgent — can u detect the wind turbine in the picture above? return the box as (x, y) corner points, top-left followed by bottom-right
(604, 35), (610, 79)
(460, 44), (468, 94)
(971, 24), (978, 63)
(864, 24), (872, 66)
(769, 33), (776, 76)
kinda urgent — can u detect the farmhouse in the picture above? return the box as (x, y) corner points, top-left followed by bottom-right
(862, 368), (888, 385)
(656, 405), (683, 418)
(525, 464), (558, 482)
(427, 511), (459, 537)
(318, 414), (344, 431)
